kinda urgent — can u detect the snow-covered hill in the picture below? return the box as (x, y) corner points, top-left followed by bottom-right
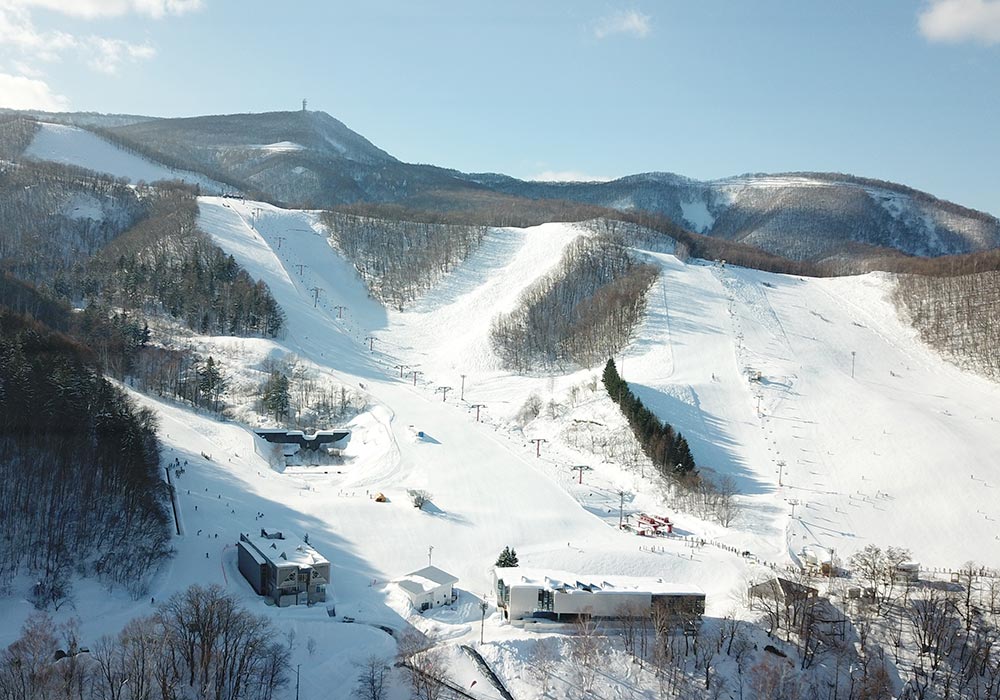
(8, 123), (1000, 698)
(484, 171), (1000, 261)
(21, 110), (997, 262)
(25, 122), (226, 192)
(192, 195), (1000, 577)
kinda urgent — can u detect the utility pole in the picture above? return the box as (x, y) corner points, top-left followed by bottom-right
(436, 386), (452, 402)
(309, 286), (323, 308)
(365, 336), (376, 352)
(851, 351), (857, 379)
(395, 364), (408, 378)
(530, 438), (547, 457)
(460, 374), (466, 401)
(295, 664), (300, 700)
(427, 545), (434, 567)
(471, 404), (485, 422)
(571, 464), (593, 485)
(332, 305), (346, 319)
(479, 596), (489, 644)
(411, 370), (422, 386)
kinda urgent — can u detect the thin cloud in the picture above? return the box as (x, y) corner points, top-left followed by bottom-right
(0, 70), (68, 109)
(0, 0), (197, 84)
(918, 0), (1000, 44)
(594, 9), (651, 40)
(86, 36), (156, 74)
(0, 0), (202, 19)
(529, 170), (613, 183)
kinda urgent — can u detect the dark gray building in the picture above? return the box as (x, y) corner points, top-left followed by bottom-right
(238, 528), (331, 606)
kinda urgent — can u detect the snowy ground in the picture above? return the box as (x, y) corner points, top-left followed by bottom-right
(25, 122), (227, 193)
(8, 129), (1000, 697)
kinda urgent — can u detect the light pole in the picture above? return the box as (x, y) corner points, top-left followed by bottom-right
(851, 351), (856, 379)
(471, 404), (485, 422)
(460, 374), (466, 401)
(530, 438), (547, 457)
(436, 386), (452, 402)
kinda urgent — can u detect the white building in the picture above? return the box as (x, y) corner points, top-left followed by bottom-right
(494, 567), (705, 627)
(396, 566), (459, 612)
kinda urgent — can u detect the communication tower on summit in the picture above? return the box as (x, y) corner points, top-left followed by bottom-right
(302, 98), (307, 112)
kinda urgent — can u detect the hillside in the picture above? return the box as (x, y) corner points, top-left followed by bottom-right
(477, 171), (1000, 262)
(17, 109), (994, 265)
(100, 110), (485, 207)
(2, 184), (1000, 696)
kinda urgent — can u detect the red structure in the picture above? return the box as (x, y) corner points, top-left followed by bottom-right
(637, 513), (673, 536)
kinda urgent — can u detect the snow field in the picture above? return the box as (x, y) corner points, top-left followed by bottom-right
(25, 122), (226, 193)
(8, 121), (1000, 697)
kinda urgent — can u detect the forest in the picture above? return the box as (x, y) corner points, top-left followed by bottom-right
(77, 186), (285, 338)
(0, 312), (172, 606)
(0, 585), (289, 700)
(320, 210), (487, 309)
(893, 270), (1000, 380)
(491, 235), (658, 371)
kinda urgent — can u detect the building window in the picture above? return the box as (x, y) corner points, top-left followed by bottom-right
(537, 589), (554, 611)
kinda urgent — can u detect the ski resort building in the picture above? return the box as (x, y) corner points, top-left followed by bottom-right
(238, 529), (331, 606)
(396, 566), (459, 611)
(254, 429), (349, 452)
(493, 567), (705, 627)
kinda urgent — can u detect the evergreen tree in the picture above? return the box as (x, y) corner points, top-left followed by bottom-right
(262, 371), (290, 422)
(495, 546), (519, 568)
(197, 356), (225, 411)
(602, 359), (697, 478)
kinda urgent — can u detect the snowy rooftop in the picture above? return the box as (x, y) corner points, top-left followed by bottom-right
(495, 567), (704, 597)
(396, 565), (459, 596)
(241, 528), (329, 569)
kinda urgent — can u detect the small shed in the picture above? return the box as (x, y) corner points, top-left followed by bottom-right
(396, 566), (459, 612)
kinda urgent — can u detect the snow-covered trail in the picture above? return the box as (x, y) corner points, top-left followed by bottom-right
(25, 122), (225, 192)
(199, 194), (1000, 576)
(196, 198), (747, 609)
(722, 268), (1000, 568)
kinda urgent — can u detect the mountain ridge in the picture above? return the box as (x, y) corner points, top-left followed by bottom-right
(13, 108), (1000, 263)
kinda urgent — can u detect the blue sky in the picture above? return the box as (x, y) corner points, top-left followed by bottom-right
(1, 0), (998, 215)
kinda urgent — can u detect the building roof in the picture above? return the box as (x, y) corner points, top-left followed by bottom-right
(494, 567), (704, 597)
(241, 529), (329, 569)
(396, 566), (459, 597)
(750, 577), (818, 600)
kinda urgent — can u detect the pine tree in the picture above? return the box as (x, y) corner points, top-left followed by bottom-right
(262, 371), (290, 423)
(197, 356), (225, 411)
(495, 546), (519, 568)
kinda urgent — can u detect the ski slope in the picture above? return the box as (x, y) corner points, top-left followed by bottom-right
(25, 122), (226, 192)
(196, 195), (1000, 574)
(10, 124), (1000, 696)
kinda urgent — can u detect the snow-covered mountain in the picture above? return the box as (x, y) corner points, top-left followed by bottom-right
(21, 109), (994, 264)
(7, 118), (1000, 699)
(478, 171), (1000, 261)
